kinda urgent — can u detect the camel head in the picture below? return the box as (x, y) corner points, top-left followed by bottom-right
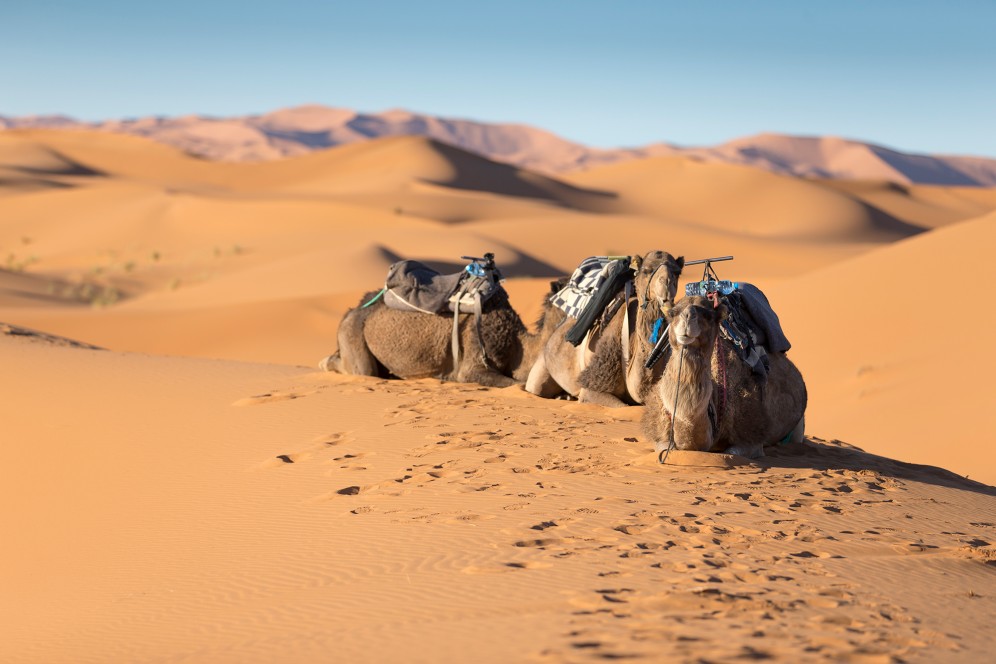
(633, 251), (685, 314)
(667, 296), (726, 351)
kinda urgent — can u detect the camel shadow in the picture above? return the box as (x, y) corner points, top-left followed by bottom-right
(757, 436), (996, 498)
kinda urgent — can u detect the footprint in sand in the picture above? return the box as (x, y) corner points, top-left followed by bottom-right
(232, 386), (325, 406)
(258, 431), (356, 470)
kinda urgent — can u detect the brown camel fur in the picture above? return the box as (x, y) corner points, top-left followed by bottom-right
(642, 296), (807, 459)
(525, 251), (684, 406)
(321, 284), (562, 389)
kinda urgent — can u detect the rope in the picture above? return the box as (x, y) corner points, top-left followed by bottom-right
(658, 346), (685, 464)
(361, 288), (386, 308)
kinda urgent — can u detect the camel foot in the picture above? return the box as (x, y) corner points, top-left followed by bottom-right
(725, 442), (764, 459)
(318, 353), (340, 373)
(578, 388), (628, 408)
(460, 368), (519, 388)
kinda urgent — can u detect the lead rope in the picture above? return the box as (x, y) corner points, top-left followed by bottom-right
(658, 346), (686, 464)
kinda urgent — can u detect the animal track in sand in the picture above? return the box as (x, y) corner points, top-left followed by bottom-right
(258, 431), (357, 470)
(232, 385), (326, 406)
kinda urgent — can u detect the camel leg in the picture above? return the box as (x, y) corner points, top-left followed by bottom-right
(526, 355), (562, 397)
(318, 351), (342, 373)
(458, 362), (520, 388)
(789, 415), (806, 444)
(333, 309), (380, 376)
(578, 388), (628, 408)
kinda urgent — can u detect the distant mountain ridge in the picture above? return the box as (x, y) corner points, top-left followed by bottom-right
(2, 105), (995, 186)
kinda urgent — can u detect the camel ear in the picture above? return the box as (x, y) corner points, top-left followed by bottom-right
(675, 256), (685, 271)
(630, 255), (643, 271)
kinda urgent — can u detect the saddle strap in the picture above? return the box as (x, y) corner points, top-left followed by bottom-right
(474, 291), (488, 368)
(451, 282), (468, 371)
(621, 281), (632, 370)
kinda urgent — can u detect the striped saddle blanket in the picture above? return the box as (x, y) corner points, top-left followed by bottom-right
(550, 256), (629, 319)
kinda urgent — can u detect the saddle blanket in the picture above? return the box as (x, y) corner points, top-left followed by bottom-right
(382, 259), (503, 315)
(550, 256), (628, 319)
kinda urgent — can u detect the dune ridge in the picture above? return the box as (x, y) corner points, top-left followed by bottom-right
(5, 105), (996, 185)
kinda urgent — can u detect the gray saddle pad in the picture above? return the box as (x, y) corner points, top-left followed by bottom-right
(736, 283), (791, 353)
(382, 260), (466, 314)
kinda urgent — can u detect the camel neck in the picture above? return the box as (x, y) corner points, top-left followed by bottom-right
(662, 340), (715, 421)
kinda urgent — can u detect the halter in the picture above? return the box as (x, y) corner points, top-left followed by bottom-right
(640, 262), (669, 311)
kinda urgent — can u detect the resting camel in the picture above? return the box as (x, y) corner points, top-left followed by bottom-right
(642, 296), (807, 459)
(525, 251), (685, 406)
(320, 284), (562, 389)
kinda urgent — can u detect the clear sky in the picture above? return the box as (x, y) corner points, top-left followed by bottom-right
(3, 1), (994, 156)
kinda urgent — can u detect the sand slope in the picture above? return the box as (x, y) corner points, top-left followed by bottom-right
(766, 211), (996, 485)
(2, 127), (996, 663)
(6, 107), (996, 184)
(1, 337), (994, 663)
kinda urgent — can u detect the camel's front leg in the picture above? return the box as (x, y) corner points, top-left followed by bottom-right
(458, 363), (519, 388)
(318, 351), (342, 373)
(526, 354), (562, 397)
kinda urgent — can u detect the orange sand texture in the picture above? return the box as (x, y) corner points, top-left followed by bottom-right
(2, 129), (995, 663)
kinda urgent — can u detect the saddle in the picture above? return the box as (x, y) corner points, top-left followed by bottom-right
(549, 256), (635, 346)
(717, 283), (791, 385)
(381, 255), (505, 369)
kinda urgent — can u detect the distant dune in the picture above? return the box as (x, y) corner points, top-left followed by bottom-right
(4, 105), (996, 185)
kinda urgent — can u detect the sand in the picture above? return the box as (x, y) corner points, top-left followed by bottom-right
(7, 107), (996, 186)
(2, 129), (995, 662)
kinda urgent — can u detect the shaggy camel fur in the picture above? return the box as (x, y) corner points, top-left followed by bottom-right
(525, 251), (684, 406)
(321, 285), (561, 389)
(642, 296), (807, 459)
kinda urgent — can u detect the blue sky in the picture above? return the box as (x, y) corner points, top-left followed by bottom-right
(3, 1), (994, 156)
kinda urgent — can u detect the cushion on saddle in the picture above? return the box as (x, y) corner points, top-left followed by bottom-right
(550, 256), (631, 320)
(719, 283), (791, 384)
(382, 259), (502, 314)
(735, 283), (790, 353)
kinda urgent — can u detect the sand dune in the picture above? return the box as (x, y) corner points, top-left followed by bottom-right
(6, 106), (996, 185)
(766, 210), (996, 485)
(568, 156), (927, 241)
(1, 128), (995, 661)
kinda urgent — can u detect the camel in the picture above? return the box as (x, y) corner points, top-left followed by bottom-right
(642, 295), (807, 459)
(320, 283), (563, 389)
(525, 251), (685, 406)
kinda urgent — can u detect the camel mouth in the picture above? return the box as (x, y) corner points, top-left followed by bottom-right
(675, 334), (696, 347)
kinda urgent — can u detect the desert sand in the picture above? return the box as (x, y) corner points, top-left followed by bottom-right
(2, 129), (995, 662)
(6, 106), (996, 185)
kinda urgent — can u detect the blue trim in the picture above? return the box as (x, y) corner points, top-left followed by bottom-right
(649, 317), (664, 344)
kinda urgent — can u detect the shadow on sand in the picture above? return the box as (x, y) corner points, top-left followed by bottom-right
(759, 436), (996, 498)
